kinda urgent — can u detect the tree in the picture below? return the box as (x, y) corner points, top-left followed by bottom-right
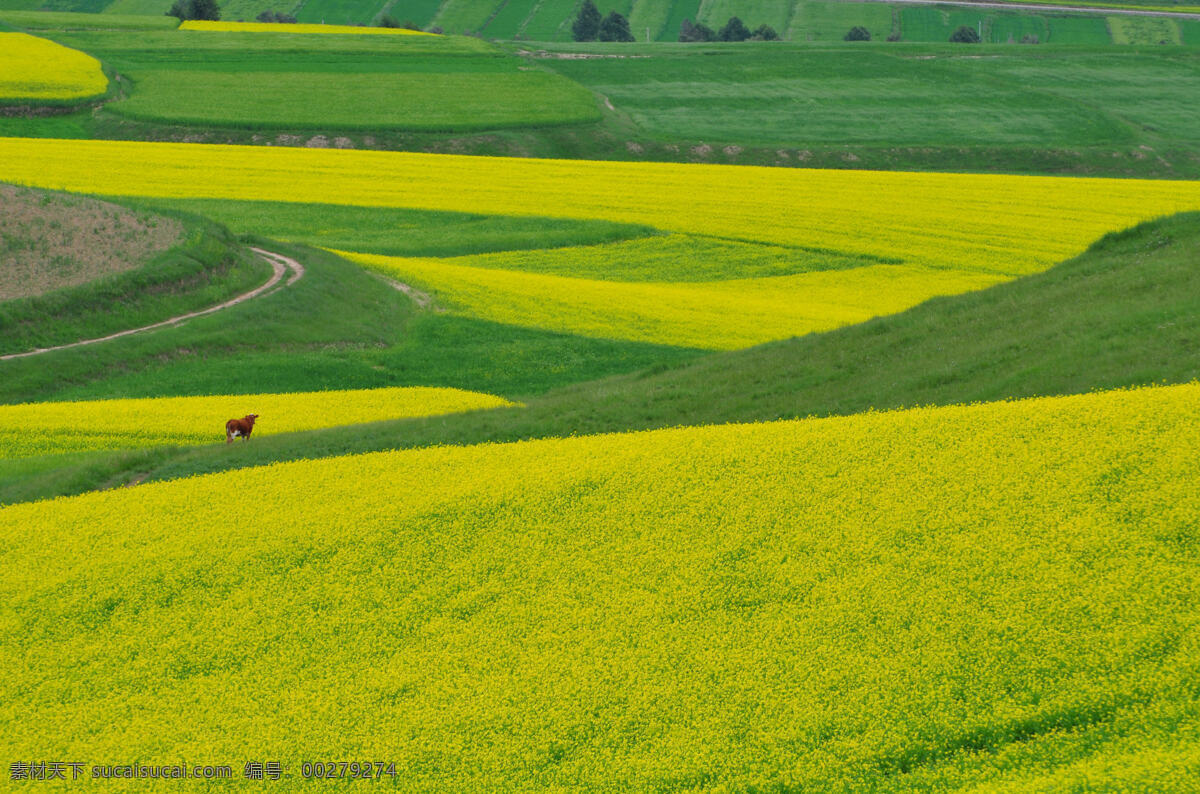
(192, 0), (220, 19)
(598, 10), (634, 42)
(167, 0), (219, 19)
(678, 18), (715, 42)
(377, 14), (401, 27)
(844, 25), (870, 41)
(751, 24), (779, 40)
(949, 24), (981, 43)
(718, 16), (751, 42)
(256, 9), (296, 22)
(572, 0), (601, 41)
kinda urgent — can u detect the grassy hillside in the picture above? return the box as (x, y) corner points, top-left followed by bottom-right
(4, 382), (1200, 789)
(67, 210), (1200, 494)
(0, 186), (273, 357)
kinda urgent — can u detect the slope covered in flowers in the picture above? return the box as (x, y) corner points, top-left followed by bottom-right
(0, 386), (512, 459)
(1, 138), (1199, 347)
(2, 382), (1198, 789)
(0, 34), (107, 103)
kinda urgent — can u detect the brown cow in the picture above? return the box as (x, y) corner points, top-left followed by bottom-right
(225, 414), (259, 444)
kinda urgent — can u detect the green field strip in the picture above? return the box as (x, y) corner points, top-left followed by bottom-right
(103, 0), (173, 13)
(0, 9), (178, 25)
(393, 0), (444, 26)
(1108, 14), (1182, 43)
(521, 0), (581, 39)
(987, 11), (1049, 42)
(109, 69), (602, 130)
(697, 0), (789, 32)
(628, 0), (672, 42)
(434, 0), (506, 33)
(483, 0), (537, 37)
(291, 0), (388, 24)
(790, 0), (892, 41)
(660, 0), (701, 38)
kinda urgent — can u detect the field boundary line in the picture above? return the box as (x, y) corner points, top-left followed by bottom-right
(0, 248), (304, 361)
(883, 0), (1200, 19)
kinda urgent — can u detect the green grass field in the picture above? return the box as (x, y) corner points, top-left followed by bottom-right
(43, 28), (601, 131)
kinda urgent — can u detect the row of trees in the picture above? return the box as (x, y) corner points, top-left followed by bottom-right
(573, 2), (779, 43)
(679, 17), (778, 42)
(572, 0), (635, 41)
(167, 0), (219, 20)
(844, 24), (983, 42)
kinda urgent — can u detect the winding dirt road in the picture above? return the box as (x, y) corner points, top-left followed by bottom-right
(0, 247), (304, 362)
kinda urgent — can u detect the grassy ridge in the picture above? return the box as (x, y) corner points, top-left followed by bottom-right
(91, 211), (1200, 492)
(0, 198), (270, 357)
(3, 382), (1199, 789)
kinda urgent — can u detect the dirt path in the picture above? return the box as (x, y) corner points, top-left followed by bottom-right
(0, 248), (304, 362)
(373, 272), (441, 311)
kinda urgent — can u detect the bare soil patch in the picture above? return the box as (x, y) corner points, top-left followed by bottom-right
(0, 185), (184, 301)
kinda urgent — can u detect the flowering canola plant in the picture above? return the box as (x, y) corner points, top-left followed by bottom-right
(2, 138), (1200, 346)
(179, 20), (435, 35)
(0, 386), (512, 460)
(344, 250), (1005, 349)
(0, 34), (108, 102)
(1, 382), (1198, 789)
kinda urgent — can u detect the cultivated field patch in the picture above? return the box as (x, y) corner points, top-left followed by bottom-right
(178, 20), (435, 34)
(0, 386), (513, 459)
(343, 250), (1004, 349)
(0, 32), (107, 102)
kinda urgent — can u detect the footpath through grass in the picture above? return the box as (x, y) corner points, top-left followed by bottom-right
(0, 187), (270, 358)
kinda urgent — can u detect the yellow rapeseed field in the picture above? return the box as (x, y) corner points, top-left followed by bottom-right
(0, 138), (1197, 273)
(2, 138), (1199, 346)
(2, 382), (1198, 789)
(345, 250), (1005, 349)
(179, 20), (434, 35)
(0, 34), (108, 102)
(0, 386), (512, 459)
